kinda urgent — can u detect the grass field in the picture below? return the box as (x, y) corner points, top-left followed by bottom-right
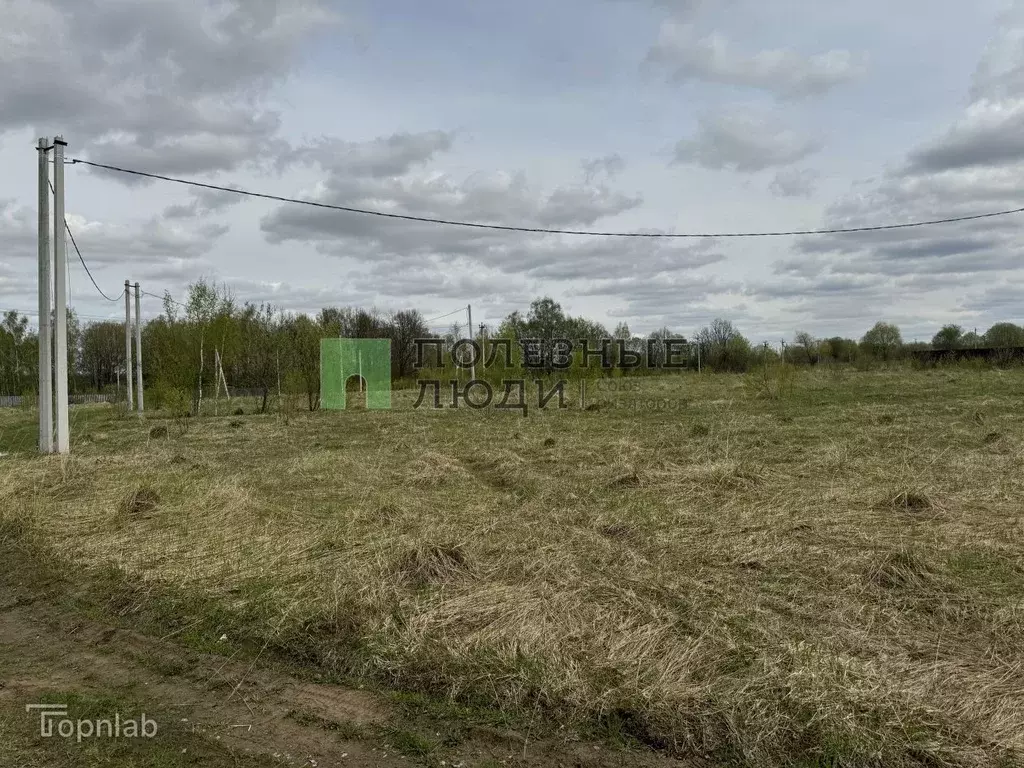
(1, 368), (1023, 767)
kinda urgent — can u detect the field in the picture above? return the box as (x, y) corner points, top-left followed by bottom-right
(1, 368), (1022, 767)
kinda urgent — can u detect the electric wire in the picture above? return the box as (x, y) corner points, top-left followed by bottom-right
(47, 178), (123, 302)
(69, 158), (1024, 239)
(423, 307), (469, 325)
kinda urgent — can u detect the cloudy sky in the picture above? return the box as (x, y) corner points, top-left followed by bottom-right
(2, 0), (1023, 341)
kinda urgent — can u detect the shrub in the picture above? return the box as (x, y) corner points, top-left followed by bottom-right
(149, 381), (192, 416)
(745, 363), (796, 400)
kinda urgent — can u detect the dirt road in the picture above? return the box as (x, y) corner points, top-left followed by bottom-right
(0, 543), (686, 768)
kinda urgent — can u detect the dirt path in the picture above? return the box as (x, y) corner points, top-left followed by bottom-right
(0, 550), (688, 768)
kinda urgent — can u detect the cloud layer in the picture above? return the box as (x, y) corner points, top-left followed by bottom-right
(0, 0), (1021, 340)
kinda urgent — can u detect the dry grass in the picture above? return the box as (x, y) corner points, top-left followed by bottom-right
(1, 368), (1023, 766)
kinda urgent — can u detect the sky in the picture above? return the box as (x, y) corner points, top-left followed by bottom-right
(1, 0), (1023, 342)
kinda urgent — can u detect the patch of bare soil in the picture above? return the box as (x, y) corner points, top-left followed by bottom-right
(0, 550), (689, 768)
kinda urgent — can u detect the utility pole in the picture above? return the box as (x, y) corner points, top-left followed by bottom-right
(466, 304), (476, 381)
(124, 279), (134, 411)
(52, 137), (69, 454)
(134, 282), (144, 412)
(37, 138), (53, 454)
(479, 323), (487, 371)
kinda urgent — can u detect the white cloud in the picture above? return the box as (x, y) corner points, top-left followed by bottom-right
(0, 0), (1018, 337)
(673, 108), (823, 172)
(646, 21), (867, 99)
(770, 168), (820, 198)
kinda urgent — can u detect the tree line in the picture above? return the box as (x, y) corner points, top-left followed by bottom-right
(2, 283), (1023, 406)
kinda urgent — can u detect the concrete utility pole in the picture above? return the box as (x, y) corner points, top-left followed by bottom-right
(466, 304), (476, 380)
(134, 282), (144, 412)
(52, 137), (69, 454)
(124, 279), (134, 411)
(37, 138), (53, 453)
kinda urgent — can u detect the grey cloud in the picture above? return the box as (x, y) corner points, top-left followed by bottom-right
(571, 274), (741, 321)
(969, 5), (1024, 102)
(258, 132), (725, 306)
(788, 66), (1024, 291)
(348, 264), (509, 302)
(960, 281), (1024, 320)
(1, 191), (225, 281)
(537, 185), (643, 226)
(582, 154), (626, 183)
(646, 21), (866, 99)
(1, 0), (339, 179)
(840, 252), (1019, 277)
(0, 261), (36, 300)
(907, 102), (1024, 173)
(772, 255), (828, 277)
(260, 134), (644, 262)
(613, 0), (706, 13)
(770, 168), (820, 198)
(280, 131), (456, 178)
(745, 274), (889, 301)
(137, 259), (216, 285)
(215, 278), (369, 313)
(673, 109), (823, 172)
(0, 200), (39, 260)
(63, 215), (227, 266)
(164, 186), (246, 219)
(488, 237), (724, 281)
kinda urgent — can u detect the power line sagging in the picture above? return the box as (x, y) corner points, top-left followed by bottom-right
(48, 178), (122, 303)
(69, 158), (1024, 240)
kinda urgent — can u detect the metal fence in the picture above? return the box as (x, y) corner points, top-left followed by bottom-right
(0, 389), (272, 408)
(0, 393), (118, 408)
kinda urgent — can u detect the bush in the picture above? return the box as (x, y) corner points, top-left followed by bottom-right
(746, 363), (796, 400)
(149, 382), (191, 417)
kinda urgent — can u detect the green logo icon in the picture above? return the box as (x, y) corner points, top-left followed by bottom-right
(320, 339), (392, 410)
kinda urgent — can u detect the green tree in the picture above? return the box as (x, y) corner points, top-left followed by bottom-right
(960, 331), (983, 348)
(79, 321), (125, 391)
(389, 309), (428, 379)
(931, 325), (963, 350)
(695, 319), (751, 372)
(984, 322), (1024, 348)
(0, 310), (34, 395)
(793, 331), (817, 364)
(821, 337), (857, 363)
(860, 322), (903, 361)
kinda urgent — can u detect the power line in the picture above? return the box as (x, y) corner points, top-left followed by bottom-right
(141, 289), (187, 309)
(70, 157), (1024, 239)
(423, 307), (468, 324)
(48, 178), (123, 302)
(1, 307), (122, 321)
